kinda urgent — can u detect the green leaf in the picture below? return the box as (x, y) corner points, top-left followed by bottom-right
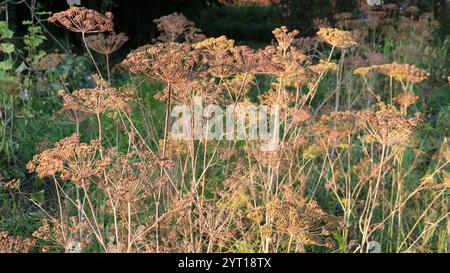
(22, 20), (33, 26)
(0, 43), (15, 54)
(0, 58), (14, 71)
(0, 21), (14, 39)
(31, 190), (45, 204)
(332, 232), (347, 251)
(15, 61), (28, 74)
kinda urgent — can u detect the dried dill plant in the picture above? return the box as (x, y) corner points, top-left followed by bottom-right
(86, 32), (129, 81)
(123, 42), (208, 156)
(153, 12), (203, 43)
(56, 75), (133, 139)
(26, 133), (113, 187)
(48, 6), (113, 33)
(395, 93), (419, 114)
(0, 232), (35, 253)
(13, 5), (449, 254)
(317, 28), (357, 49)
(265, 186), (342, 251)
(373, 63), (430, 84)
(48, 6), (115, 78)
(355, 105), (420, 147)
(33, 218), (91, 253)
(33, 53), (66, 71)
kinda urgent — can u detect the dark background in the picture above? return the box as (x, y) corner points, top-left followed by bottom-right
(3, 0), (449, 52)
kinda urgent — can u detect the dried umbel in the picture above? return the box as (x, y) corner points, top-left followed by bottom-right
(33, 53), (66, 71)
(312, 18), (331, 30)
(100, 155), (154, 204)
(86, 32), (129, 55)
(352, 159), (380, 183)
(26, 133), (115, 187)
(0, 231), (35, 253)
(289, 107), (312, 125)
(311, 111), (359, 148)
(158, 135), (190, 157)
(259, 89), (295, 110)
(373, 63), (430, 83)
(222, 73), (255, 97)
(334, 12), (353, 21)
(48, 6), (114, 33)
(396, 93), (419, 109)
(336, 18), (381, 30)
(153, 13), (194, 42)
(356, 106), (420, 147)
(123, 42), (204, 84)
(257, 45), (310, 79)
(33, 218), (91, 253)
(57, 76), (133, 115)
(272, 26), (299, 53)
(193, 36), (235, 52)
(265, 186), (341, 247)
(354, 66), (375, 77)
(317, 28), (357, 49)
(210, 45), (261, 77)
(366, 51), (385, 65)
(0, 178), (20, 190)
(310, 60), (338, 74)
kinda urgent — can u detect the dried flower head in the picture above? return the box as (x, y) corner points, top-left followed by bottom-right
(257, 45), (310, 78)
(86, 32), (129, 55)
(201, 44), (261, 80)
(373, 63), (430, 83)
(48, 6), (114, 33)
(311, 111), (358, 148)
(354, 65), (375, 77)
(396, 92), (419, 113)
(272, 26), (299, 53)
(158, 135), (190, 157)
(57, 76), (133, 115)
(313, 18), (331, 29)
(123, 42), (203, 84)
(99, 155), (154, 204)
(356, 106), (420, 146)
(153, 13), (194, 42)
(0, 178), (20, 190)
(317, 28), (357, 49)
(292, 36), (321, 52)
(0, 231), (35, 253)
(33, 53), (66, 71)
(334, 12), (353, 20)
(310, 60), (339, 74)
(366, 51), (385, 65)
(193, 35), (235, 52)
(265, 186), (341, 247)
(26, 133), (114, 187)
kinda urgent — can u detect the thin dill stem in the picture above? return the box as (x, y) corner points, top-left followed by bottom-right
(82, 31), (103, 78)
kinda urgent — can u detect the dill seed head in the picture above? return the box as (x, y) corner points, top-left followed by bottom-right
(86, 32), (129, 55)
(373, 63), (430, 83)
(317, 28), (357, 49)
(48, 6), (114, 33)
(0, 231), (35, 253)
(153, 13), (194, 42)
(396, 93), (419, 109)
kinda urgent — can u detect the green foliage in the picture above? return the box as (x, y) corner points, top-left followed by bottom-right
(23, 20), (47, 61)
